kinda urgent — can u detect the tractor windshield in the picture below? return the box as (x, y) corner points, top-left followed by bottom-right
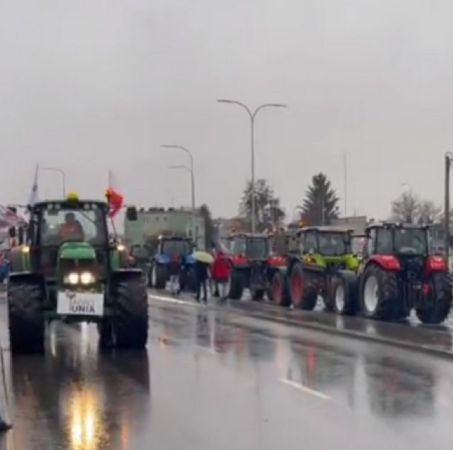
(394, 228), (427, 255)
(318, 232), (350, 256)
(246, 238), (269, 259)
(229, 236), (269, 259)
(39, 203), (108, 247)
(161, 239), (190, 256)
(230, 237), (246, 255)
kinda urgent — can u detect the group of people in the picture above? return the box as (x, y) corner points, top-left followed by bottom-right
(166, 243), (231, 304)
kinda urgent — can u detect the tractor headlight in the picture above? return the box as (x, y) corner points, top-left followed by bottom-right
(67, 273), (79, 285)
(80, 272), (95, 285)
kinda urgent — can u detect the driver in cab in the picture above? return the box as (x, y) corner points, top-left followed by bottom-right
(59, 212), (84, 241)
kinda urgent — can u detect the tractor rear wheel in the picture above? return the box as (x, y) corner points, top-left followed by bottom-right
(330, 272), (358, 315)
(100, 277), (148, 349)
(359, 265), (398, 320)
(228, 269), (244, 300)
(416, 272), (452, 324)
(8, 280), (45, 353)
(269, 271), (290, 307)
(289, 263), (317, 310)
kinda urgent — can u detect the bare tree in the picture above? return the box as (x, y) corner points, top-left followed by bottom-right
(418, 200), (441, 224)
(391, 191), (419, 223)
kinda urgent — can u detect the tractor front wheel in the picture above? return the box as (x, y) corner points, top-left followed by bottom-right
(330, 272), (358, 316)
(269, 271), (290, 307)
(289, 264), (317, 310)
(8, 280), (45, 353)
(416, 272), (452, 325)
(100, 277), (148, 349)
(228, 269), (244, 300)
(359, 265), (398, 321)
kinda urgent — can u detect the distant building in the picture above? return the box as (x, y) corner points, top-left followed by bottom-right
(124, 207), (206, 249)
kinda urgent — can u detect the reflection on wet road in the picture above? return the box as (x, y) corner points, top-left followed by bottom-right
(2, 297), (453, 449)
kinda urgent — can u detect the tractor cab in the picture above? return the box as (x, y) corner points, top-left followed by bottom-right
(363, 223), (433, 277)
(147, 235), (195, 290)
(295, 226), (358, 270)
(27, 195), (112, 280)
(227, 233), (270, 264)
(156, 235), (193, 263)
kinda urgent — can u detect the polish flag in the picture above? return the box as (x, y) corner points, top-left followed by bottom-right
(105, 171), (124, 218)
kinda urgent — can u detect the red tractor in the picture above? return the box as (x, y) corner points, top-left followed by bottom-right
(358, 223), (452, 324)
(225, 233), (271, 300)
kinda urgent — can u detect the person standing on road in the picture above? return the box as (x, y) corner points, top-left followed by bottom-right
(168, 254), (181, 296)
(212, 249), (230, 301)
(194, 260), (209, 303)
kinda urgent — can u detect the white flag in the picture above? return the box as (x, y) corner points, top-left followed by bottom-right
(28, 165), (39, 207)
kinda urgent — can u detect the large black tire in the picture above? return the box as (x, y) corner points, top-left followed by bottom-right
(289, 263), (318, 310)
(100, 277), (148, 349)
(330, 272), (358, 316)
(416, 272), (452, 324)
(359, 264), (398, 321)
(154, 264), (167, 289)
(269, 271), (291, 307)
(228, 269), (244, 300)
(8, 280), (45, 353)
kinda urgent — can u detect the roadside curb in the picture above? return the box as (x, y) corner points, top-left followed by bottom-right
(235, 308), (453, 360)
(149, 294), (453, 360)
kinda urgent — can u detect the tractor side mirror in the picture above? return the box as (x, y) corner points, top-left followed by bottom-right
(126, 206), (138, 221)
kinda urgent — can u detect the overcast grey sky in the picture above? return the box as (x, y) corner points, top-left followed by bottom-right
(1, 0), (453, 219)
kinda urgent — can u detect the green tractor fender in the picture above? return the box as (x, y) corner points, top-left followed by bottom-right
(343, 254), (360, 271)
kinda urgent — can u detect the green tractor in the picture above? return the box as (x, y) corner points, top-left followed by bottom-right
(7, 193), (148, 353)
(285, 226), (360, 313)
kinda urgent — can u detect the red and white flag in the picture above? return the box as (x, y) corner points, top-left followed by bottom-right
(105, 171), (124, 218)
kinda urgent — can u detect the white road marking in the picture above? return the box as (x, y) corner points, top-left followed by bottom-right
(149, 294), (198, 307)
(279, 378), (331, 401)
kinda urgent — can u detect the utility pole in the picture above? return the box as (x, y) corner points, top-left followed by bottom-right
(343, 152), (348, 217)
(444, 152), (453, 263)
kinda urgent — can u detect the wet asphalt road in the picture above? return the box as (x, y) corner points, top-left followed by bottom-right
(2, 294), (453, 449)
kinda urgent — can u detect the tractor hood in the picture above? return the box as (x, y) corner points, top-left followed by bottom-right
(58, 242), (97, 260)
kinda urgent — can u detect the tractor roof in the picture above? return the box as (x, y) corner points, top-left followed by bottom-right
(158, 234), (191, 241)
(366, 222), (429, 232)
(296, 226), (353, 234)
(34, 199), (107, 208)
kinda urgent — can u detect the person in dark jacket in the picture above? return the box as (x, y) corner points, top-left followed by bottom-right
(194, 260), (209, 303)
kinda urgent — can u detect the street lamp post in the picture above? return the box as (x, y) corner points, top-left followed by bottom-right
(444, 153), (453, 263)
(161, 145), (196, 243)
(217, 99), (287, 233)
(41, 167), (66, 197)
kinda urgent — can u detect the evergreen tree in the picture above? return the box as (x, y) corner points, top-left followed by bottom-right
(300, 173), (339, 225)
